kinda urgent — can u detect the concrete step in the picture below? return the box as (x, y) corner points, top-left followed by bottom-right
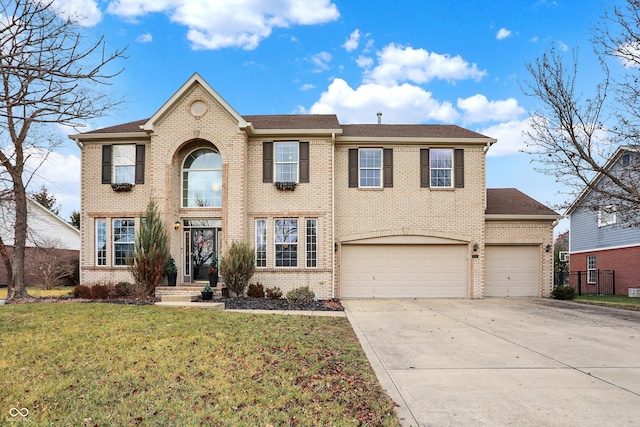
(161, 294), (199, 302)
(155, 302), (224, 310)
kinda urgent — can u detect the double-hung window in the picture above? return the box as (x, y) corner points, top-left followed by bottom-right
(113, 219), (135, 266)
(359, 148), (382, 187)
(275, 219), (298, 267)
(96, 219), (106, 266)
(306, 219), (317, 267)
(274, 142), (299, 183)
(430, 149), (453, 188)
(113, 145), (136, 184)
(255, 219), (267, 267)
(587, 255), (596, 284)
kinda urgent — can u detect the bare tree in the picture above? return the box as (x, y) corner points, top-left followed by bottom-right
(25, 238), (77, 290)
(522, 0), (640, 226)
(0, 0), (126, 300)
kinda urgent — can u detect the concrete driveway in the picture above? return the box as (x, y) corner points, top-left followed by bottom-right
(343, 298), (640, 427)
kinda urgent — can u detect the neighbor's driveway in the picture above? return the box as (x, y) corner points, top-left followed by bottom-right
(343, 298), (640, 427)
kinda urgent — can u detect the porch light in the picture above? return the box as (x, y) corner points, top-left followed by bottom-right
(545, 244), (552, 253)
(473, 242), (478, 252)
(174, 220), (181, 230)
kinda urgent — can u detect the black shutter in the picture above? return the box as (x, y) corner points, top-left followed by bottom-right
(454, 149), (464, 188)
(102, 145), (111, 184)
(135, 144), (145, 184)
(348, 149), (358, 188)
(263, 142), (273, 183)
(420, 148), (430, 187)
(383, 148), (393, 188)
(299, 141), (309, 183)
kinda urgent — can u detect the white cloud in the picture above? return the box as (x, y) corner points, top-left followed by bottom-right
(306, 78), (459, 124)
(530, 36), (539, 42)
(310, 51), (332, 72)
(137, 33), (153, 43)
(52, 0), (102, 27)
(106, 0), (340, 50)
(557, 41), (569, 52)
(496, 28), (512, 40)
(457, 94), (526, 124)
(300, 83), (316, 91)
(364, 43), (487, 86)
(481, 119), (532, 157)
(343, 29), (360, 51)
(356, 55), (373, 68)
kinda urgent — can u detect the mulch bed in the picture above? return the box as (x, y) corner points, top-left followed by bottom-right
(4, 295), (344, 311)
(212, 297), (344, 311)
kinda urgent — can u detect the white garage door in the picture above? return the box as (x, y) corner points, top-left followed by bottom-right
(485, 246), (540, 297)
(341, 244), (468, 298)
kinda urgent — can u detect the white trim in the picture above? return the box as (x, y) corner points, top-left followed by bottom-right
(335, 136), (496, 145)
(255, 218), (267, 268)
(569, 242), (640, 255)
(597, 206), (617, 227)
(181, 148), (223, 208)
(486, 214), (562, 221)
(95, 218), (107, 266)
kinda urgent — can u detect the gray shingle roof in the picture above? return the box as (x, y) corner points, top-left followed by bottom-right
(486, 188), (559, 216)
(341, 124), (491, 139)
(85, 119), (148, 134)
(243, 114), (340, 130)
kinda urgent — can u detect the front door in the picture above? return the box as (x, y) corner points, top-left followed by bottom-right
(182, 219), (221, 283)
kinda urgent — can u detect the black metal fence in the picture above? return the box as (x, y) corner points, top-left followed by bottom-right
(569, 270), (616, 295)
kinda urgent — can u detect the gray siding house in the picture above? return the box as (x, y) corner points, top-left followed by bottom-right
(566, 147), (640, 295)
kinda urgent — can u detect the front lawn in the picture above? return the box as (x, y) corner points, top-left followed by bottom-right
(0, 303), (399, 426)
(575, 294), (640, 311)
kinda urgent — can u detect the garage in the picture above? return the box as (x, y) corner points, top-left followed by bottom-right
(485, 245), (540, 297)
(340, 243), (468, 298)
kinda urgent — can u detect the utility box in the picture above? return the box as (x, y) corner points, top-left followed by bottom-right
(629, 288), (640, 297)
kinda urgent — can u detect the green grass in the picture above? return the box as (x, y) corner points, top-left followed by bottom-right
(575, 294), (640, 310)
(0, 286), (73, 299)
(0, 304), (400, 426)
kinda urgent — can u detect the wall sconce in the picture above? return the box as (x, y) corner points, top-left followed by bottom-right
(334, 242), (338, 252)
(173, 220), (181, 230)
(473, 242), (478, 252)
(545, 244), (552, 253)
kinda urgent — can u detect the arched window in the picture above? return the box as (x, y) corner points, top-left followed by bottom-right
(182, 148), (222, 208)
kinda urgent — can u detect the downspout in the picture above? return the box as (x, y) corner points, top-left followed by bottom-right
(73, 137), (83, 285)
(331, 132), (336, 299)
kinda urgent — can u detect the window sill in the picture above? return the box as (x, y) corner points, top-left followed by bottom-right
(429, 187), (455, 191)
(357, 187), (383, 191)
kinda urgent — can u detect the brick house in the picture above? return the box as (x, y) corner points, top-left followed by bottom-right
(566, 147), (640, 296)
(70, 73), (559, 299)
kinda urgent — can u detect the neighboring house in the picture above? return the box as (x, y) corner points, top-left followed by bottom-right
(70, 73), (559, 299)
(566, 147), (640, 296)
(0, 197), (80, 286)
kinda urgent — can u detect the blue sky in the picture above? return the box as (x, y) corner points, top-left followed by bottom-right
(34, 0), (618, 232)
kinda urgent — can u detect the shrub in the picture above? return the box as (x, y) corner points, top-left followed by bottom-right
(219, 241), (256, 297)
(247, 283), (265, 298)
(551, 284), (577, 300)
(91, 284), (110, 300)
(265, 286), (283, 300)
(113, 281), (132, 297)
(73, 284), (92, 299)
(286, 286), (315, 304)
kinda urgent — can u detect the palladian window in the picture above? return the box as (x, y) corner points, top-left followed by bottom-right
(182, 148), (222, 208)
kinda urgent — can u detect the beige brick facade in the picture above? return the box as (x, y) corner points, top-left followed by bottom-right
(73, 74), (559, 299)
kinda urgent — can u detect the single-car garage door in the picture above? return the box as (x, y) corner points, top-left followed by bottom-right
(485, 245), (540, 297)
(341, 244), (468, 298)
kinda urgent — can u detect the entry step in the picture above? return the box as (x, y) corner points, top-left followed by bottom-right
(161, 294), (199, 303)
